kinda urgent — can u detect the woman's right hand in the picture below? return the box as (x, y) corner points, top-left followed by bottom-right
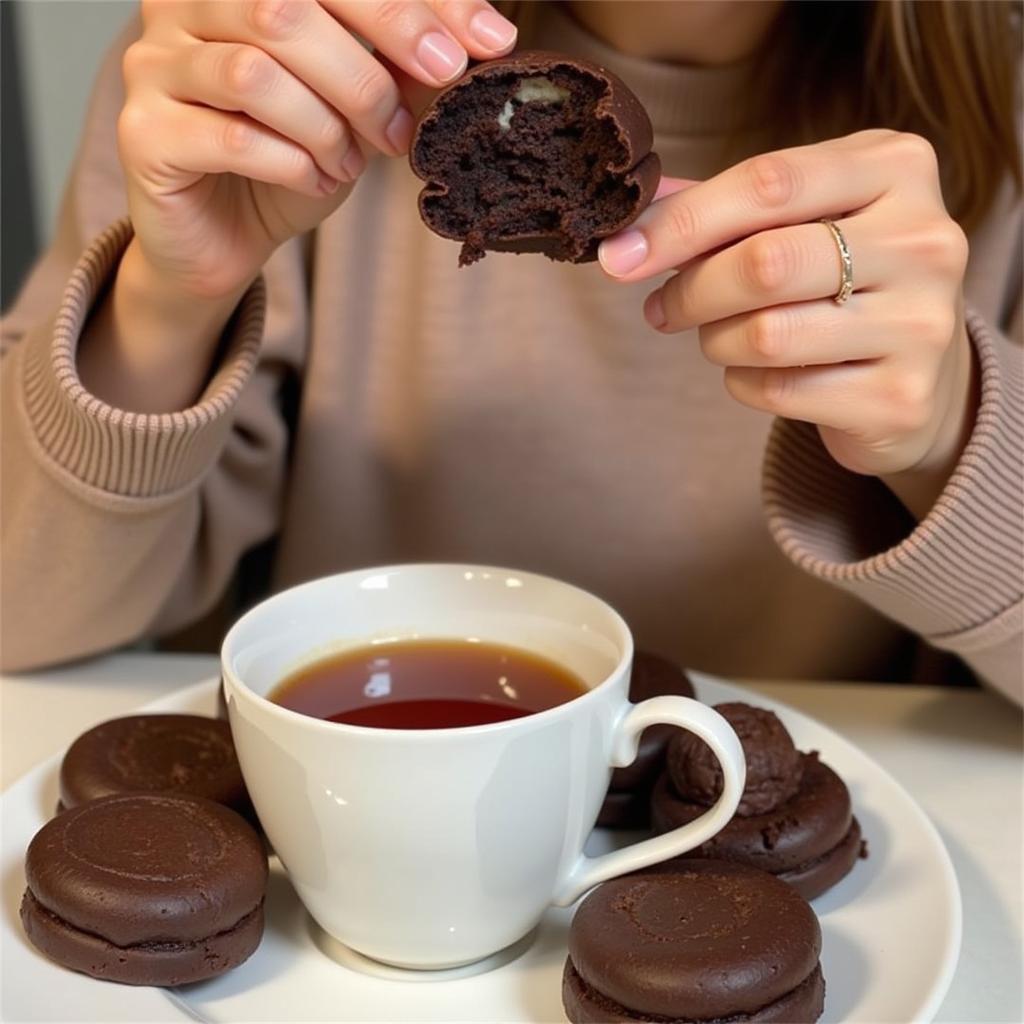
(119, 0), (518, 300)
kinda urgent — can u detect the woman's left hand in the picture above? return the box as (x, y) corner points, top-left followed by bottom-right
(598, 130), (977, 519)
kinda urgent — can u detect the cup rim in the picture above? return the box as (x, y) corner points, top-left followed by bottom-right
(221, 563), (634, 741)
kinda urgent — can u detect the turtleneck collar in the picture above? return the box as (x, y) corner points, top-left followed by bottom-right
(533, 3), (757, 138)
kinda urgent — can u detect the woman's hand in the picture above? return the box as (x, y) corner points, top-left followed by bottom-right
(119, 0), (517, 300)
(80, 0), (516, 413)
(598, 130), (976, 519)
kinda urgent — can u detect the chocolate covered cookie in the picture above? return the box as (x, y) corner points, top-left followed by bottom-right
(668, 703), (802, 816)
(21, 794), (267, 985)
(59, 714), (252, 820)
(624, 651), (697, 707)
(411, 51), (660, 265)
(562, 860), (825, 1023)
(597, 652), (695, 829)
(652, 702), (866, 899)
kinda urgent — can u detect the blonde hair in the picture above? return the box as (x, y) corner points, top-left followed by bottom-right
(500, 1), (1022, 231)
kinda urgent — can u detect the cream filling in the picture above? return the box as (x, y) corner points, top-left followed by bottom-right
(497, 77), (571, 131)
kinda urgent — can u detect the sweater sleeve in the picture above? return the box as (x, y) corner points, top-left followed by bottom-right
(0, 19), (307, 671)
(762, 308), (1023, 704)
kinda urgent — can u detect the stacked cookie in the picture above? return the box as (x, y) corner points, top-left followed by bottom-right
(565, 699), (867, 1022)
(22, 793), (265, 986)
(563, 860), (826, 1023)
(21, 708), (267, 986)
(652, 703), (866, 900)
(58, 713), (253, 820)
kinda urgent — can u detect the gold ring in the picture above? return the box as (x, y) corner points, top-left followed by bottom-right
(820, 218), (854, 304)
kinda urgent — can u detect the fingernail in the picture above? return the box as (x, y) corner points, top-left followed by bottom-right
(417, 31), (467, 84)
(644, 290), (667, 330)
(318, 173), (340, 195)
(340, 145), (365, 182)
(469, 10), (518, 51)
(385, 107), (415, 154)
(598, 229), (648, 277)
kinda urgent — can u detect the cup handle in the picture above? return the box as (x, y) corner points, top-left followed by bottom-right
(552, 695), (746, 906)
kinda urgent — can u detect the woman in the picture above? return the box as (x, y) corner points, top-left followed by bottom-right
(2, 1), (1020, 701)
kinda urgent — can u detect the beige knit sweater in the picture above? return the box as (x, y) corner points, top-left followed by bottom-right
(2, 11), (1022, 702)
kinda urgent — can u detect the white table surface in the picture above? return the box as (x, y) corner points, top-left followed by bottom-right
(2, 653), (1021, 1023)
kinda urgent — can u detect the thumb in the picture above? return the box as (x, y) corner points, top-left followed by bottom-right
(254, 177), (353, 243)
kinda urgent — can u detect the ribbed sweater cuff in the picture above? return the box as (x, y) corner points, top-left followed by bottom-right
(18, 218), (266, 498)
(763, 310), (1024, 651)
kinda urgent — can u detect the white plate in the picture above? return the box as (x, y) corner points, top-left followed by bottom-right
(2, 673), (960, 1023)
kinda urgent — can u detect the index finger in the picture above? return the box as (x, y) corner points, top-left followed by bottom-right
(184, 1), (411, 154)
(598, 132), (899, 281)
(325, 0), (517, 85)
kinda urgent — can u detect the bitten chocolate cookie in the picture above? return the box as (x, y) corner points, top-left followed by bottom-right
(21, 794), (267, 986)
(597, 652), (695, 829)
(562, 860), (825, 1023)
(59, 714), (251, 820)
(652, 703), (866, 900)
(411, 51), (660, 265)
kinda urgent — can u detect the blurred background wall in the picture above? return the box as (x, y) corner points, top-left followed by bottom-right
(2, 0), (131, 309)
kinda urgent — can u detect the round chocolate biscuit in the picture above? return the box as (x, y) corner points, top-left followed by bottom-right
(652, 754), (861, 899)
(59, 714), (250, 817)
(411, 51), (660, 265)
(563, 959), (826, 1023)
(21, 794), (267, 986)
(668, 702), (803, 816)
(564, 860), (823, 1021)
(20, 890), (263, 988)
(780, 816), (867, 901)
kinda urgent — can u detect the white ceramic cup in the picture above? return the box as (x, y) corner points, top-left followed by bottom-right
(222, 564), (745, 970)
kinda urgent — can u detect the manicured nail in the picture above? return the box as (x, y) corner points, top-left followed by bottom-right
(417, 31), (468, 84)
(469, 10), (518, 51)
(644, 290), (667, 330)
(318, 173), (340, 195)
(598, 229), (648, 277)
(385, 107), (415, 154)
(340, 145), (365, 182)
